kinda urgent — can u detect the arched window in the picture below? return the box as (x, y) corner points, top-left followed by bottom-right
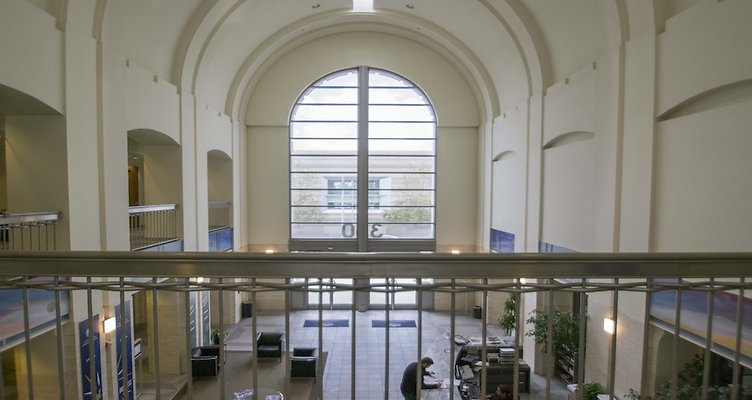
(289, 66), (436, 251)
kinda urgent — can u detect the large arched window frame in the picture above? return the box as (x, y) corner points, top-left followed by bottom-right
(289, 66), (436, 252)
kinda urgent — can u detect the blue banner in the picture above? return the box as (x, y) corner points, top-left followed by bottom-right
(115, 302), (134, 400)
(79, 316), (102, 400)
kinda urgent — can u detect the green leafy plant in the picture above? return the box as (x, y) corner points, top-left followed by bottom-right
(499, 294), (517, 335)
(211, 328), (228, 345)
(578, 382), (604, 400)
(525, 309), (581, 357)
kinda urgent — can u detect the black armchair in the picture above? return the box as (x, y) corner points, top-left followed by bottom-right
(191, 345), (221, 377)
(290, 347), (318, 380)
(256, 332), (284, 360)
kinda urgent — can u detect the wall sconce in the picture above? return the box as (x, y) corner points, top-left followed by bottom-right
(265, 249), (275, 254)
(450, 249), (460, 255)
(103, 317), (116, 334)
(603, 317), (615, 334)
(519, 278), (528, 285)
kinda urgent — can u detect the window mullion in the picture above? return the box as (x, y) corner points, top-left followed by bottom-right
(357, 66), (369, 251)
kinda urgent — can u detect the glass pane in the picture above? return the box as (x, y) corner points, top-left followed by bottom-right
(291, 223), (359, 239)
(369, 172), (435, 190)
(369, 88), (427, 105)
(369, 122), (435, 139)
(299, 87), (357, 104)
(369, 139), (434, 154)
(292, 104), (357, 121)
(291, 122), (357, 139)
(317, 70), (358, 87)
(291, 155), (357, 171)
(370, 207), (434, 224)
(308, 279), (353, 306)
(369, 105), (434, 121)
(291, 138), (358, 154)
(291, 189), (327, 206)
(291, 205), (356, 221)
(368, 189), (435, 207)
(363, 222), (434, 239)
(369, 70), (410, 87)
(368, 158), (436, 174)
(369, 278), (389, 305)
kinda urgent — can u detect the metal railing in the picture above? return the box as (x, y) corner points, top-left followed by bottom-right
(0, 211), (61, 251)
(0, 252), (750, 400)
(129, 204), (179, 251)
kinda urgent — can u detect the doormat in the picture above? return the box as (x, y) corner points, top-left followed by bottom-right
(371, 320), (417, 328)
(303, 319), (349, 328)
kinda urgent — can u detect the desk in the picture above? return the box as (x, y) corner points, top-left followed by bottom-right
(457, 360), (530, 398)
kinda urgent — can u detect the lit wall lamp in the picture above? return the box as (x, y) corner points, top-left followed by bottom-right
(265, 248), (275, 254)
(103, 317), (116, 334)
(450, 249), (460, 255)
(603, 317), (615, 334)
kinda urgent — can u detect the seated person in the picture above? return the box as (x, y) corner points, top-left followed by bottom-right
(484, 384), (512, 400)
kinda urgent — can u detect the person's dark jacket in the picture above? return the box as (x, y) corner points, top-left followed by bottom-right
(400, 361), (439, 397)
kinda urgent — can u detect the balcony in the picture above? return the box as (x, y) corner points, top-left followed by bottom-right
(0, 211), (61, 251)
(129, 204), (181, 251)
(0, 252), (750, 400)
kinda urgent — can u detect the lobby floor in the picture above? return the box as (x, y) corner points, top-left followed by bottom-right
(226, 309), (570, 400)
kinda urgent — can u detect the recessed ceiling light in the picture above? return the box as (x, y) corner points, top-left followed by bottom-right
(406, 4), (415, 9)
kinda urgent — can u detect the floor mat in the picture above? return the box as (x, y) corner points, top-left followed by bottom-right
(303, 319), (349, 327)
(371, 319), (417, 328)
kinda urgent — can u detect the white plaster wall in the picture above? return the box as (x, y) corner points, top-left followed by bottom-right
(541, 137), (595, 251)
(101, 47), (132, 251)
(437, 127), (478, 250)
(65, 25), (102, 250)
(245, 31), (479, 127)
(126, 62), (181, 144)
(652, 99), (752, 251)
(246, 126), (290, 250)
(0, 0), (64, 114)
(181, 94), (198, 251)
(101, 0), (203, 84)
(619, 30), (656, 252)
(657, 0), (752, 115)
(491, 106), (527, 250)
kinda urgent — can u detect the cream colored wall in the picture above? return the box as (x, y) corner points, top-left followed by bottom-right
(0, 0), (64, 114)
(5, 116), (71, 249)
(65, 25), (102, 251)
(246, 126), (289, 251)
(244, 31), (480, 251)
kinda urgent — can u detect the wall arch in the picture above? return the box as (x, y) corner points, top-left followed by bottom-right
(243, 31), (479, 128)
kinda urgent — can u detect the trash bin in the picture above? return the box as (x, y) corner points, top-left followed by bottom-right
(473, 306), (482, 319)
(241, 302), (253, 318)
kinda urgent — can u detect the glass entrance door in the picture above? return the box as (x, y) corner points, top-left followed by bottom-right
(369, 278), (420, 308)
(306, 278), (353, 309)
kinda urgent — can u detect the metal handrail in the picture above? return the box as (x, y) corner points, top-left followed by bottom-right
(0, 211), (61, 225)
(0, 251), (750, 278)
(128, 204), (178, 214)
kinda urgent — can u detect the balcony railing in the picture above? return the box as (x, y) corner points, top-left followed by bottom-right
(0, 252), (750, 400)
(0, 211), (61, 251)
(129, 204), (179, 251)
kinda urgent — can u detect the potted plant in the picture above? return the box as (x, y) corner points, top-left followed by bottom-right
(577, 382), (604, 400)
(524, 309), (581, 356)
(210, 328), (228, 345)
(499, 294), (517, 336)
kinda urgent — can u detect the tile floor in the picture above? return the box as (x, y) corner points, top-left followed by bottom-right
(226, 310), (570, 400)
